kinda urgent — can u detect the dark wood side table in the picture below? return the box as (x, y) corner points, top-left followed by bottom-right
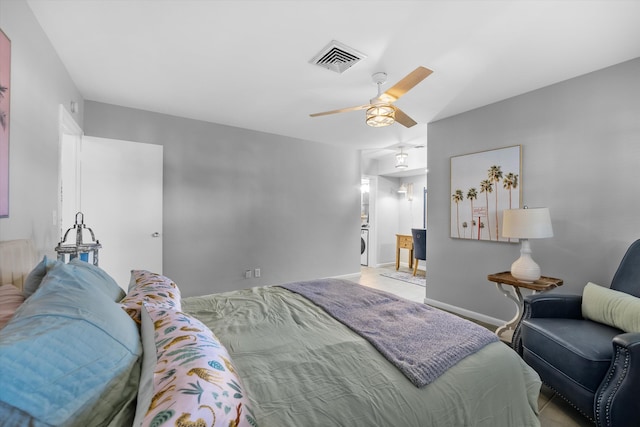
(487, 271), (563, 342)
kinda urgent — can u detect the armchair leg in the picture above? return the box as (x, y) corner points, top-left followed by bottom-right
(413, 259), (418, 276)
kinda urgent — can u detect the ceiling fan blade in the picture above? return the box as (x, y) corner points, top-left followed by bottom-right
(394, 108), (418, 128)
(380, 66), (433, 103)
(310, 104), (371, 117)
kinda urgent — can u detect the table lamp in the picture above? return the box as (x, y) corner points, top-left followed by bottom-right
(501, 207), (553, 282)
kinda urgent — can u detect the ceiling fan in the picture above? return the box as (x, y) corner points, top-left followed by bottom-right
(310, 66), (433, 128)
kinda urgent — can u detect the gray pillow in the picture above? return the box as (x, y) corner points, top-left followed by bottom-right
(582, 282), (640, 333)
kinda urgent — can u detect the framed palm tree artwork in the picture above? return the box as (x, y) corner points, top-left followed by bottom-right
(450, 145), (521, 242)
(0, 28), (9, 217)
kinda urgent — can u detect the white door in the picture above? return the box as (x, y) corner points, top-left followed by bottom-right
(79, 136), (163, 290)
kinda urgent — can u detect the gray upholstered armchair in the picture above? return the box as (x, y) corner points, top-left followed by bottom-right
(513, 239), (640, 427)
(411, 228), (426, 276)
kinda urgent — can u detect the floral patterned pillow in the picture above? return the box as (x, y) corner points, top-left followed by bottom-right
(139, 303), (257, 427)
(120, 270), (181, 324)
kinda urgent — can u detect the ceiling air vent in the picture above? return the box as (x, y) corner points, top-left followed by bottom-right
(310, 40), (367, 74)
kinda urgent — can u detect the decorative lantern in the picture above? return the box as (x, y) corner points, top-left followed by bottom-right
(55, 212), (102, 266)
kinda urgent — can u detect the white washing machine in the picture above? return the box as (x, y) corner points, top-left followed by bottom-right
(361, 228), (369, 266)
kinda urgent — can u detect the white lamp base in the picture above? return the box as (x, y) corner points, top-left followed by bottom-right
(510, 239), (541, 283)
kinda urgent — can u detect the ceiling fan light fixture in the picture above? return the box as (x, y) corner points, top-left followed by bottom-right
(311, 66), (432, 129)
(366, 104), (396, 127)
(395, 148), (409, 169)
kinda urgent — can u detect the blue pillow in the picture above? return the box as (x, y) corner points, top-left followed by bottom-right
(68, 258), (126, 301)
(22, 256), (62, 299)
(0, 261), (142, 426)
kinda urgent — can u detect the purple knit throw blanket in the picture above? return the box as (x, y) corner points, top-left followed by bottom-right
(280, 278), (498, 388)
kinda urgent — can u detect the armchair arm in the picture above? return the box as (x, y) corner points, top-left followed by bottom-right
(595, 332), (640, 427)
(512, 293), (583, 354)
(524, 293), (583, 319)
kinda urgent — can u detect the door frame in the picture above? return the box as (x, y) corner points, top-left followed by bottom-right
(57, 104), (83, 238)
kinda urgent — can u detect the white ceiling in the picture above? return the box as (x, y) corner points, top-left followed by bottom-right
(27, 0), (640, 154)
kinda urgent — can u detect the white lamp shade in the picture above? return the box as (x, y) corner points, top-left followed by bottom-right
(395, 151), (409, 168)
(502, 208), (553, 239)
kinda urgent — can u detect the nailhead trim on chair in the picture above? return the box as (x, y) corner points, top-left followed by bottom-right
(541, 381), (596, 424)
(512, 297), (532, 354)
(595, 346), (630, 427)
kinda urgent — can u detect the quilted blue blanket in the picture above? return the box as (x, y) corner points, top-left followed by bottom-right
(280, 278), (499, 387)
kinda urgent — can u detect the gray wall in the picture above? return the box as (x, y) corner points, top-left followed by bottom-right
(0, 0), (84, 253)
(372, 172), (427, 267)
(84, 102), (361, 297)
(372, 175), (401, 265)
(398, 173), (427, 234)
(427, 58), (640, 323)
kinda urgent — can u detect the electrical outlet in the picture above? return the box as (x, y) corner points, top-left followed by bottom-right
(245, 270), (252, 279)
(254, 268), (261, 278)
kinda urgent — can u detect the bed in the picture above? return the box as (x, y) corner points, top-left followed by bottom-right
(0, 239), (541, 426)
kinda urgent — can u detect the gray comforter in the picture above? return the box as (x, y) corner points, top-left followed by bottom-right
(183, 284), (540, 426)
(280, 278), (499, 387)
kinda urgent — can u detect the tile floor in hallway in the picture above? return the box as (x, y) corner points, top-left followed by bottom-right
(354, 265), (593, 427)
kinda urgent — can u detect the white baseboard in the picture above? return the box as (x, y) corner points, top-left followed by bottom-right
(374, 262), (396, 268)
(331, 271), (361, 280)
(376, 262), (419, 269)
(423, 297), (505, 327)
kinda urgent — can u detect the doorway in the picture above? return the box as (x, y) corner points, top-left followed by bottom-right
(58, 107), (163, 289)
